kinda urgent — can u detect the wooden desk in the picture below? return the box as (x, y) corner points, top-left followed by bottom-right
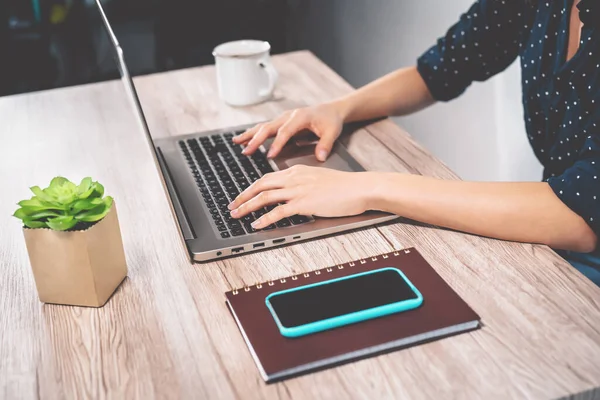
(1, 51), (599, 399)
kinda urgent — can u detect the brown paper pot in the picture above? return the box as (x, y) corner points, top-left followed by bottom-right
(23, 203), (127, 307)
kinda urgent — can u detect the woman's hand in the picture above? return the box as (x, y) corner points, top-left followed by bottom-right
(228, 165), (375, 229)
(232, 102), (346, 161)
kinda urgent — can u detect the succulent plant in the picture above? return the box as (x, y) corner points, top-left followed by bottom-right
(13, 177), (113, 231)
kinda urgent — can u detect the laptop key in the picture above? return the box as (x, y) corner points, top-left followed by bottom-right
(227, 221), (242, 229)
(276, 219), (291, 228)
(264, 224), (276, 230)
(244, 222), (257, 233)
(231, 228), (245, 236)
(216, 224), (227, 232)
(220, 232), (231, 239)
(290, 215), (310, 225)
(214, 196), (227, 204)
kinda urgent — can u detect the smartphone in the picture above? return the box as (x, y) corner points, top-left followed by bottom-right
(265, 267), (423, 338)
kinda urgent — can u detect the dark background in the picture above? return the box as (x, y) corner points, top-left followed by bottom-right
(0, 0), (539, 183)
(0, 0), (295, 97)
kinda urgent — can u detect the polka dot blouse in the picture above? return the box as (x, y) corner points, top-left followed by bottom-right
(417, 0), (600, 239)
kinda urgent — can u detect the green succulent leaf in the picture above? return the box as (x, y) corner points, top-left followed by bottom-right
(71, 197), (103, 213)
(23, 219), (48, 229)
(17, 205), (61, 215)
(104, 195), (113, 209)
(16, 206), (40, 216)
(89, 182), (105, 199)
(77, 177), (94, 198)
(13, 208), (29, 220)
(75, 196), (113, 222)
(30, 186), (56, 203)
(46, 215), (77, 231)
(28, 210), (62, 220)
(50, 177), (69, 187)
(18, 198), (47, 208)
(14, 208), (60, 220)
(18, 198), (40, 207)
(18, 198), (66, 212)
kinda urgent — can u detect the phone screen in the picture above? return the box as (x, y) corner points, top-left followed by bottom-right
(267, 269), (418, 328)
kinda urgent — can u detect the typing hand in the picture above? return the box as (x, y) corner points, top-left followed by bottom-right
(232, 103), (344, 162)
(228, 165), (373, 229)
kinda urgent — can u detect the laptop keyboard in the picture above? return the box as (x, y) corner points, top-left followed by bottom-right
(178, 131), (312, 239)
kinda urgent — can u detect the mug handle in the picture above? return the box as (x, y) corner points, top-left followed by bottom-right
(258, 59), (278, 98)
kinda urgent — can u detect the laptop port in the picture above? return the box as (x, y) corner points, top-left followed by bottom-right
(231, 247), (244, 253)
(293, 236), (301, 240)
(253, 242), (265, 249)
(273, 238), (286, 244)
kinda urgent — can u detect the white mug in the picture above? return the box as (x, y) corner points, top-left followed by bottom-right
(212, 40), (279, 107)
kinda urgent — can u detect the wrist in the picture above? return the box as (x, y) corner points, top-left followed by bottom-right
(357, 171), (397, 212)
(327, 97), (355, 123)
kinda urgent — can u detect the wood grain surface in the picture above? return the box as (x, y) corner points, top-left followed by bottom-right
(1, 51), (599, 400)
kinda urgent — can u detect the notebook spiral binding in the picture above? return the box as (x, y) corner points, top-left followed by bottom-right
(231, 248), (412, 295)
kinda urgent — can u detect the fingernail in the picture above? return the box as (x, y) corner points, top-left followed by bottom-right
(267, 149), (274, 158)
(242, 148), (248, 155)
(317, 150), (327, 161)
(230, 209), (239, 217)
(228, 201), (235, 210)
(251, 219), (261, 228)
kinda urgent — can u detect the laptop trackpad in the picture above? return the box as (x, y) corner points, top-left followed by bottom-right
(284, 153), (353, 172)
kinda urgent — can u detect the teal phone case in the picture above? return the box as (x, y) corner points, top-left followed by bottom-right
(265, 267), (424, 338)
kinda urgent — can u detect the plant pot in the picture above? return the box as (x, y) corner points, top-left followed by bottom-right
(23, 202), (127, 307)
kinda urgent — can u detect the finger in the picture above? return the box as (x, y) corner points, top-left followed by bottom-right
(267, 114), (308, 158)
(230, 189), (291, 219)
(233, 124), (261, 144)
(243, 122), (280, 155)
(315, 130), (338, 161)
(252, 204), (294, 229)
(227, 172), (284, 210)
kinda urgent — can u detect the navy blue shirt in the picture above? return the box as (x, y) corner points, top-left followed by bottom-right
(417, 0), (600, 243)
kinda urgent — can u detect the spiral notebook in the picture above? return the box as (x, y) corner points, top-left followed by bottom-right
(225, 247), (481, 383)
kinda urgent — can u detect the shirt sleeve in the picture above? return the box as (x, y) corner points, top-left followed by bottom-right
(417, 0), (531, 101)
(547, 124), (600, 237)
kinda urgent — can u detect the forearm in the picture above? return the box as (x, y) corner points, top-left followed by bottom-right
(330, 66), (436, 123)
(366, 173), (598, 253)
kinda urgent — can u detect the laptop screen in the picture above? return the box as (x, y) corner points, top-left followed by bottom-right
(94, 0), (189, 242)
(94, 0), (155, 148)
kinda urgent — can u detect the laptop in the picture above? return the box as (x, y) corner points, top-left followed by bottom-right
(95, 0), (397, 262)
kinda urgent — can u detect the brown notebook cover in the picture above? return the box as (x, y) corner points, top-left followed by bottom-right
(225, 247), (481, 382)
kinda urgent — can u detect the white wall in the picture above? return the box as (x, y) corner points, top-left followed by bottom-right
(287, 0), (542, 182)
